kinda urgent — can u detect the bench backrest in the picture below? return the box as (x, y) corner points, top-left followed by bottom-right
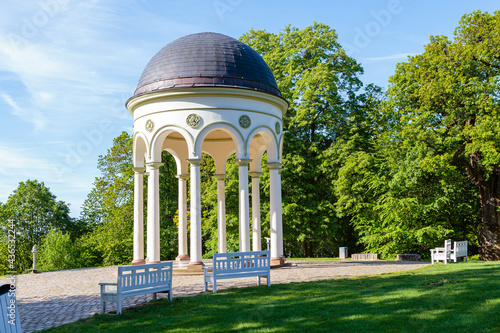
(213, 251), (270, 275)
(444, 239), (452, 254)
(117, 262), (173, 293)
(454, 241), (468, 256)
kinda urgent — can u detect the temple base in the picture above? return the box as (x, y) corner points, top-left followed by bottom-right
(175, 254), (190, 261)
(131, 259), (146, 265)
(271, 257), (286, 267)
(145, 257), (161, 264)
(187, 261), (204, 271)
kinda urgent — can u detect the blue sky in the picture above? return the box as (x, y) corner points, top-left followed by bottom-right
(0, 0), (498, 217)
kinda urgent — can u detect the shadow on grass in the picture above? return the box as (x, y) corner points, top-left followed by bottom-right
(43, 262), (500, 332)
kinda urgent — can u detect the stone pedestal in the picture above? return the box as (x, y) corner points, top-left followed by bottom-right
(187, 261), (204, 272)
(132, 259), (146, 265)
(175, 254), (190, 261)
(271, 257), (286, 267)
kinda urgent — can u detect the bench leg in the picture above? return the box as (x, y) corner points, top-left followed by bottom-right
(257, 276), (261, 286)
(152, 293), (157, 301)
(117, 298), (122, 315)
(100, 299), (105, 314)
(168, 290), (172, 302)
(204, 279), (208, 292)
(267, 275), (271, 287)
(213, 280), (217, 293)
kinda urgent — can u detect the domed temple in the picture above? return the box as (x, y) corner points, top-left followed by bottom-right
(126, 32), (288, 269)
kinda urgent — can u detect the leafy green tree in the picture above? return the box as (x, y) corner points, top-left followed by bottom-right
(241, 23), (368, 256)
(80, 131), (134, 265)
(334, 132), (479, 257)
(38, 229), (77, 271)
(383, 10), (500, 260)
(0, 180), (73, 273)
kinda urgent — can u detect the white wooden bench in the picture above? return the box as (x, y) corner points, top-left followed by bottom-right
(450, 240), (468, 262)
(430, 239), (452, 264)
(203, 251), (271, 293)
(0, 284), (22, 333)
(99, 262), (173, 314)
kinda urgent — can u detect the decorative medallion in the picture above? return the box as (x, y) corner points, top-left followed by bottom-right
(145, 119), (154, 132)
(239, 115), (251, 129)
(186, 114), (201, 128)
(275, 121), (281, 135)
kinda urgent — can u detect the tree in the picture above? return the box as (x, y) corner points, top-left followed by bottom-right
(385, 11), (500, 259)
(0, 180), (73, 273)
(241, 23), (369, 256)
(38, 230), (76, 271)
(80, 131), (135, 265)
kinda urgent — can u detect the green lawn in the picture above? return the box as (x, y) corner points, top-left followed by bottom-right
(43, 261), (500, 332)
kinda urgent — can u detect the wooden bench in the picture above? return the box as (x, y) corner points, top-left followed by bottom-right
(99, 262), (173, 314)
(203, 251), (271, 293)
(0, 284), (22, 333)
(430, 239), (452, 264)
(450, 240), (468, 262)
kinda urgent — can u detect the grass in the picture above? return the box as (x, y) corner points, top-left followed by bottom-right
(42, 261), (500, 332)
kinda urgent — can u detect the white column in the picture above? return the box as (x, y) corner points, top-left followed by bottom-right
(176, 174), (189, 261)
(250, 172), (262, 252)
(215, 174), (227, 253)
(146, 162), (163, 263)
(188, 159), (203, 270)
(236, 159), (252, 252)
(267, 162), (284, 265)
(132, 167), (146, 265)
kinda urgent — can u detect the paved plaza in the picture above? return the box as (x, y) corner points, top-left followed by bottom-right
(0, 260), (429, 332)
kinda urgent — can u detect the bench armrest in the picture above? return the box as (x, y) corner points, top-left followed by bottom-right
(99, 282), (117, 293)
(430, 247), (445, 253)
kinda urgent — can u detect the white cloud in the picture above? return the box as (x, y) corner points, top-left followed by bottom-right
(0, 143), (58, 180)
(362, 53), (417, 63)
(0, 91), (47, 131)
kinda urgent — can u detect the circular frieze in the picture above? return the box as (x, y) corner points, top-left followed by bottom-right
(275, 122), (281, 135)
(239, 115), (251, 129)
(186, 114), (201, 128)
(145, 119), (154, 132)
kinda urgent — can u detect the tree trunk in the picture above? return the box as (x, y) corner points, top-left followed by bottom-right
(478, 172), (500, 260)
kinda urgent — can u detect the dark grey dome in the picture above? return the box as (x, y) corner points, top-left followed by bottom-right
(134, 32), (281, 97)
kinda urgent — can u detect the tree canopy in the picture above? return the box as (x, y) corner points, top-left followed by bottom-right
(0, 180), (73, 272)
(384, 10), (500, 259)
(241, 22), (371, 256)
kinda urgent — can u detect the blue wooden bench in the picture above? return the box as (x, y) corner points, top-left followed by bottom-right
(203, 251), (271, 293)
(99, 262), (173, 314)
(0, 284), (22, 332)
